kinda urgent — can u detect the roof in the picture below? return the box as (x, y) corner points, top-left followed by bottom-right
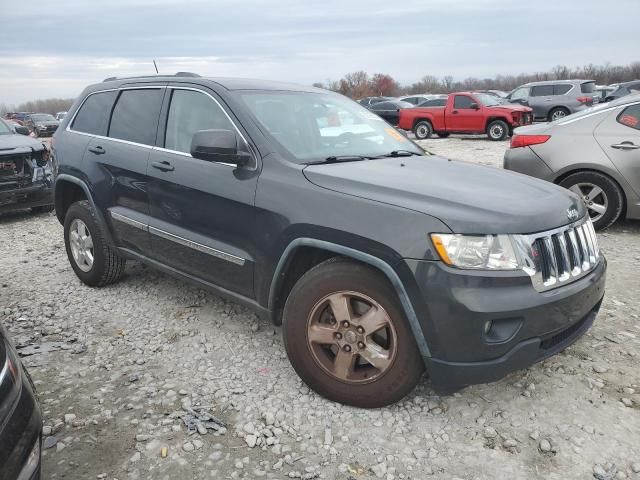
(522, 79), (594, 86)
(95, 72), (324, 93)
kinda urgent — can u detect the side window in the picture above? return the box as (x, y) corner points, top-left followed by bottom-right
(554, 85), (572, 95)
(108, 89), (164, 145)
(617, 105), (640, 130)
(403, 97), (418, 105)
(510, 88), (529, 100)
(372, 102), (393, 111)
(453, 95), (474, 109)
(72, 91), (117, 135)
(531, 85), (555, 97)
(164, 89), (235, 154)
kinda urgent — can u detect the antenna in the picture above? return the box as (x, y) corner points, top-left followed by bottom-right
(153, 60), (159, 74)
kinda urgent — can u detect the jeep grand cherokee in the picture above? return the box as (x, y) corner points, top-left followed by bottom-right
(51, 73), (606, 408)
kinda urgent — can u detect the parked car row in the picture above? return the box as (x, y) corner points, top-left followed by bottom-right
(3, 113), (61, 137)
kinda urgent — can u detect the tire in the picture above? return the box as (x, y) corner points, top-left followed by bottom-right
(436, 133), (450, 138)
(64, 200), (126, 286)
(31, 205), (54, 214)
(486, 120), (509, 141)
(413, 121), (433, 140)
(548, 107), (569, 122)
(559, 171), (624, 230)
(282, 258), (424, 408)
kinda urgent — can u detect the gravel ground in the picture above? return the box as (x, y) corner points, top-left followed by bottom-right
(1, 136), (640, 480)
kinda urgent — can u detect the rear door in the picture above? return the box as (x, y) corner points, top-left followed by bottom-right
(447, 94), (484, 131)
(84, 86), (166, 255)
(595, 103), (640, 196)
(146, 85), (259, 297)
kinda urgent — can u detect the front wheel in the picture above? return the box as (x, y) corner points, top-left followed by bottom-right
(413, 121), (433, 140)
(559, 171), (624, 230)
(486, 120), (509, 141)
(282, 258), (424, 408)
(64, 200), (126, 286)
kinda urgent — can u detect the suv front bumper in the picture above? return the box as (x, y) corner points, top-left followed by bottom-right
(404, 257), (606, 387)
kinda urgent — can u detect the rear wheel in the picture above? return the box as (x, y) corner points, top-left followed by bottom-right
(283, 258), (424, 408)
(486, 120), (509, 141)
(559, 171), (624, 230)
(413, 121), (433, 140)
(64, 200), (126, 286)
(548, 107), (569, 122)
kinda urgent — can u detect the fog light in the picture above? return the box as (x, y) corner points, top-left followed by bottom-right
(483, 321), (492, 335)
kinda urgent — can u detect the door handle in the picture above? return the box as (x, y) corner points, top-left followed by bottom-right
(611, 142), (640, 151)
(88, 145), (105, 155)
(452, 110), (459, 114)
(151, 160), (175, 172)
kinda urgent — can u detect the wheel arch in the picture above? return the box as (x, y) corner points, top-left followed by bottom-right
(267, 238), (432, 358)
(484, 116), (511, 130)
(412, 117), (433, 130)
(54, 174), (115, 246)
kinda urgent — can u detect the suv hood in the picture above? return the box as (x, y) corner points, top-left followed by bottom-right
(303, 156), (585, 234)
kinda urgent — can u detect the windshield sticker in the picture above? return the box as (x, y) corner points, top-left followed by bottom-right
(385, 128), (407, 142)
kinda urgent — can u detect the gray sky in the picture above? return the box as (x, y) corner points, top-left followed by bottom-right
(1, 0), (638, 104)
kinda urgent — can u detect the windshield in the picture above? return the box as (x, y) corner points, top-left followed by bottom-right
(31, 114), (55, 122)
(238, 91), (423, 163)
(0, 119), (13, 135)
(475, 93), (505, 106)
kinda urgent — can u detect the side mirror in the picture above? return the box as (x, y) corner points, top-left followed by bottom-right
(190, 129), (252, 167)
(470, 103), (480, 110)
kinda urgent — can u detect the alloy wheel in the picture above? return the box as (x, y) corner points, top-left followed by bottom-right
(551, 109), (567, 121)
(569, 183), (609, 223)
(69, 218), (94, 272)
(306, 291), (397, 384)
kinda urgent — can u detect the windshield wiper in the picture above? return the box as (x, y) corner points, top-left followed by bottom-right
(305, 155), (371, 165)
(374, 150), (423, 158)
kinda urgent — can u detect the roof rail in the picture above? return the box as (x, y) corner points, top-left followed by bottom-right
(102, 72), (200, 83)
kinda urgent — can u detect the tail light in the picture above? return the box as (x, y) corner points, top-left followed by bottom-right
(577, 96), (593, 105)
(510, 135), (551, 149)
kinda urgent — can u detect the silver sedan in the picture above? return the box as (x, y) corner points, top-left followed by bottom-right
(504, 94), (640, 230)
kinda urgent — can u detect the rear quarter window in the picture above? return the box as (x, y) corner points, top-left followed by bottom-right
(580, 82), (595, 94)
(617, 105), (640, 130)
(71, 91), (117, 135)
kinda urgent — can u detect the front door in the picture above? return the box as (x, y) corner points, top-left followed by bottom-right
(448, 94), (484, 131)
(595, 103), (640, 197)
(146, 86), (259, 298)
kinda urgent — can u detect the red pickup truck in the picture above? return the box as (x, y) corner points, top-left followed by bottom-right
(397, 92), (533, 141)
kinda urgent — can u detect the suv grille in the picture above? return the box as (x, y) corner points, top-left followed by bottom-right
(520, 217), (600, 292)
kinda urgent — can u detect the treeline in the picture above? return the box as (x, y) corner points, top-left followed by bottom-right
(0, 98), (75, 116)
(313, 62), (640, 99)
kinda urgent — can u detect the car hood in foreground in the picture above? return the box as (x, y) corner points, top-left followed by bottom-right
(0, 134), (46, 153)
(303, 155), (585, 234)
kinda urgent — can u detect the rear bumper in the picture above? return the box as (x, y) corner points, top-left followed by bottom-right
(0, 183), (53, 213)
(405, 257), (606, 387)
(503, 147), (554, 181)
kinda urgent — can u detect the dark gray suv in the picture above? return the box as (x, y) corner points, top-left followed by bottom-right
(51, 73), (606, 407)
(507, 80), (595, 121)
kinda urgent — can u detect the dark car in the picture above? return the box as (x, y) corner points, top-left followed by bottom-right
(52, 74), (606, 408)
(5, 113), (33, 125)
(603, 80), (640, 103)
(0, 322), (42, 480)
(357, 96), (394, 108)
(0, 119), (54, 215)
(23, 114), (60, 137)
(367, 100), (413, 125)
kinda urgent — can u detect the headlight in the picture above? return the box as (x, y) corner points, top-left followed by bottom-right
(431, 233), (520, 270)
